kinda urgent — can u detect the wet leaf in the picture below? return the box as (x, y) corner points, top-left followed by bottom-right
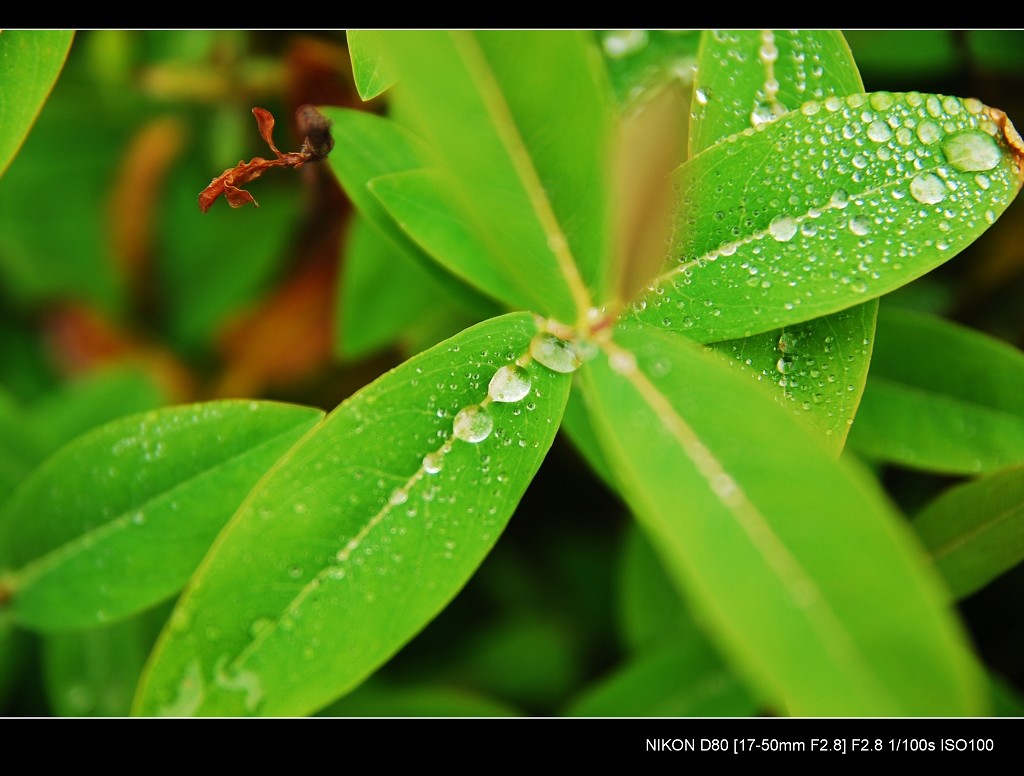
(0, 30), (74, 179)
(628, 91), (1024, 344)
(133, 313), (571, 716)
(0, 401), (323, 631)
(915, 466), (1024, 599)
(691, 30), (876, 451)
(848, 306), (1024, 473)
(579, 325), (985, 715)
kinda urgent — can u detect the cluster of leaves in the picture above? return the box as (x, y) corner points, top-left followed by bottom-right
(1, 30), (1024, 717)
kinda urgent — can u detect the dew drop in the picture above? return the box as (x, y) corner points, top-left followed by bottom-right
(777, 331), (797, 352)
(389, 488), (408, 506)
(848, 215), (871, 236)
(487, 364), (531, 403)
(943, 131), (1001, 172)
(530, 332), (581, 373)
(916, 120), (942, 145)
(453, 405), (493, 444)
(866, 119), (892, 143)
(776, 356), (793, 374)
(768, 214), (798, 242)
(829, 188), (849, 209)
(694, 86), (712, 105)
(909, 172), (947, 205)
(423, 451), (444, 474)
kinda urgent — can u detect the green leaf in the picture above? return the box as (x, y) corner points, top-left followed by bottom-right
(710, 303), (877, 449)
(848, 307), (1024, 473)
(322, 107), (497, 316)
(914, 466), (1024, 599)
(317, 678), (520, 717)
(560, 386), (619, 493)
(0, 401), (324, 631)
(0, 30), (74, 179)
(689, 30), (862, 157)
(628, 91), (1023, 344)
(346, 30), (394, 101)
(690, 30), (877, 450)
(373, 31), (614, 323)
(566, 642), (759, 717)
(41, 605), (167, 716)
(578, 326), (985, 715)
(134, 313), (571, 716)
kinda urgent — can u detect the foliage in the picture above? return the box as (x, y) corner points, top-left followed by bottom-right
(1, 29), (1023, 717)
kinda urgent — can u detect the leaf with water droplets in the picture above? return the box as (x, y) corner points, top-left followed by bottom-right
(914, 466), (1024, 600)
(0, 30), (74, 179)
(629, 91), (1024, 345)
(366, 31), (615, 324)
(579, 325), (985, 715)
(133, 313), (571, 716)
(346, 30), (395, 102)
(848, 306), (1024, 474)
(0, 401), (323, 631)
(689, 31), (877, 451)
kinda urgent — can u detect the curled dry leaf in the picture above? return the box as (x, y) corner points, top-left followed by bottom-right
(198, 105), (334, 213)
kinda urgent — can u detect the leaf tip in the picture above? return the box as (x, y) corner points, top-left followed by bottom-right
(989, 106), (1024, 186)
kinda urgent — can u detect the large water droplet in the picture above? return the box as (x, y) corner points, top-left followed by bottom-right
(943, 131), (1002, 172)
(695, 86), (712, 105)
(916, 120), (942, 145)
(530, 332), (580, 373)
(453, 405), (493, 444)
(487, 365), (531, 403)
(866, 119), (892, 143)
(422, 451), (444, 474)
(768, 215), (798, 242)
(848, 215), (871, 236)
(777, 331), (797, 352)
(909, 172), (947, 205)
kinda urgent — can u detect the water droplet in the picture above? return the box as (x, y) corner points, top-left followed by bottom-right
(453, 405), (493, 444)
(866, 119), (892, 143)
(487, 364), (531, 403)
(909, 172), (947, 205)
(848, 215), (871, 236)
(829, 189), (849, 209)
(776, 357), (793, 374)
(916, 120), (941, 145)
(389, 488), (408, 506)
(423, 451), (444, 474)
(943, 131), (1001, 172)
(768, 215), (798, 242)
(530, 332), (580, 373)
(695, 86), (712, 105)
(869, 91), (894, 111)
(777, 332), (797, 352)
